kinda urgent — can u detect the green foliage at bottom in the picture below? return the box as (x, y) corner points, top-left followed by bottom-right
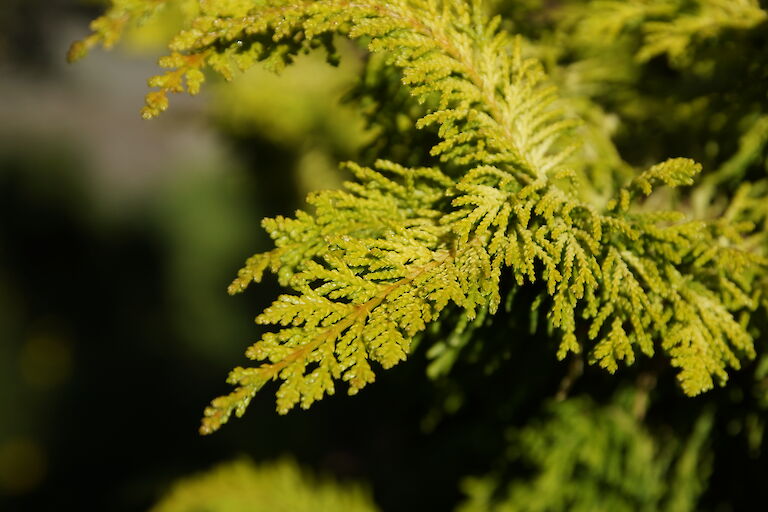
(150, 459), (379, 512)
(458, 394), (713, 512)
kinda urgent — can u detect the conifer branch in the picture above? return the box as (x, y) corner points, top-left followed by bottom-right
(72, 0), (768, 431)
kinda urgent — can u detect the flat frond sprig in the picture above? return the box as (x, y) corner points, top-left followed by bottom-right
(74, 0), (767, 432)
(200, 160), (501, 434)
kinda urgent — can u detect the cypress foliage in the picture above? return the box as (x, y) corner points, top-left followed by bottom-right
(72, 1), (768, 509)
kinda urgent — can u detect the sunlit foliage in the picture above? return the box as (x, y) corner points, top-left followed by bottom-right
(72, 0), (768, 438)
